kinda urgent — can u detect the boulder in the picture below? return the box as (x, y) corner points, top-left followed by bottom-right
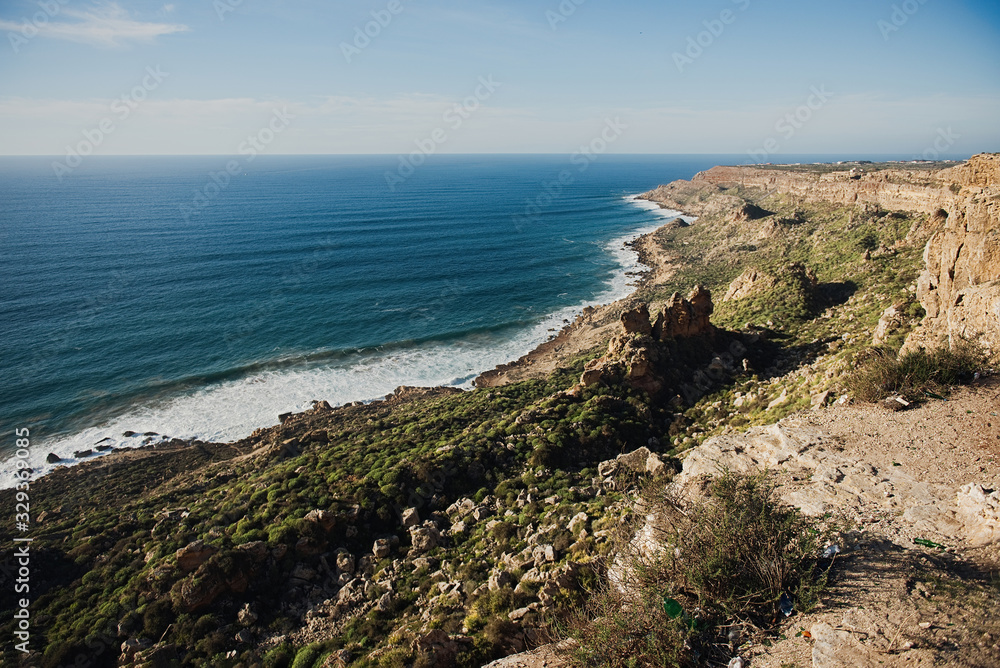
(955, 483), (1000, 546)
(45, 453), (61, 464)
(567, 512), (589, 535)
(652, 286), (715, 340)
(304, 509), (336, 531)
(409, 526), (439, 554)
(413, 630), (460, 668)
(645, 452), (666, 476)
(175, 540), (219, 573)
(488, 569), (517, 590)
(617, 447), (651, 473)
(335, 549), (355, 574)
(810, 622), (878, 668)
(401, 507), (420, 528)
(373, 538), (392, 559)
(872, 303), (907, 346)
(620, 304), (653, 336)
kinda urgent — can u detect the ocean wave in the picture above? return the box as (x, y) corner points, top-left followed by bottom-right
(0, 202), (663, 489)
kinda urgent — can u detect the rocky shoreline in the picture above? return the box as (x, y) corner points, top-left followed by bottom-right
(4, 155), (999, 668)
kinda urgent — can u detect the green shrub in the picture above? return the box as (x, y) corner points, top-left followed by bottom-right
(290, 644), (321, 668)
(848, 341), (987, 402)
(572, 471), (835, 667)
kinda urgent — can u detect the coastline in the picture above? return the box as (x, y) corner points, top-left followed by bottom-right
(0, 194), (686, 489)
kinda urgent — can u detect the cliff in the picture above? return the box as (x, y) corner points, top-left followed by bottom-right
(642, 154), (1000, 358)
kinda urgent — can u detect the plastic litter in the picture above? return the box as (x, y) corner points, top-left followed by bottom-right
(663, 597), (684, 619)
(914, 537), (945, 549)
(779, 592), (794, 617)
(822, 544), (841, 559)
(727, 658), (744, 668)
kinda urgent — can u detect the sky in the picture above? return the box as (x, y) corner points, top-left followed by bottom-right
(1, 0), (998, 157)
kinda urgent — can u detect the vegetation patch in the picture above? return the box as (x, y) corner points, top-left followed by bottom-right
(570, 471), (837, 667)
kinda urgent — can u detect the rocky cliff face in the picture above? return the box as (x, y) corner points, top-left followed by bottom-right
(642, 154), (1000, 357)
(691, 163), (959, 216)
(903, 154), (1000, 355)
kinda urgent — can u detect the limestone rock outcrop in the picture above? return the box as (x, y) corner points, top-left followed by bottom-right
(903, 154), (1000, 355)
(580, 287), (716, 395)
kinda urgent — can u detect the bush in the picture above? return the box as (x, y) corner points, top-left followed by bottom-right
(571, 471), (836, 667)
(848, 341), (987, 402)
(290, 644), (321, 668)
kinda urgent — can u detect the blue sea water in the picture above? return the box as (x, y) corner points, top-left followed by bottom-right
(0, 153), (897, 484)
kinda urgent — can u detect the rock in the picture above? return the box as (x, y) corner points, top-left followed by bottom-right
(903, 154), (1000, 356)
(95, 444), (113, 452)
(45, 453), (61, 464)
(955, 483), (1000, 546)
(872, 303), (907, 346)
(237, 603), (257, 627)
(568, 512), (589, 535)
(373, 538), (392, 559)
(335, 549), (355, 574)
(580, 368), (604, 387)
(73, 449), (93, 458)
(122, 431), (137, 437)
(617, 446), (651, 473)
(810, 622), (878, 668)
(488, 569), (516, 590)
(304, 509), (336, 531)
(409, 525), (439, 554)
(767, 389), (789, 410)
(645, 452), (666, 476)
(413, 629), (459, 668)
(651, 286), (715, 340)
(175, 540), (219, 573)
(290, 563), (317, 582)
(401, 507), (420, 528)
(811, 390), (832, 408)
(597, 459), (618, 477)
(278, 412), (293, 423)
(620, 304), (652, 336)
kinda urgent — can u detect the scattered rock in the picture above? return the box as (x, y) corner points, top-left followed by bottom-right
(45, 453), (61, 464)
(373, 538), (392, 559)
(176, 540), (219, 573)
(810, 622), (878, 668)
(304, 509), (336, 531)
(401, 507), (420, 528)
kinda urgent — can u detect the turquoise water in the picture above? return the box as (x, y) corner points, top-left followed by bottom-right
(0, 153), (890, 482)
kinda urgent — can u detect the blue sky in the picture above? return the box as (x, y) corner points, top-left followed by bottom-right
(1, 0), (998, 156)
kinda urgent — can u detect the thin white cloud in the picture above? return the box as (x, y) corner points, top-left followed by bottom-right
(0, 2), (188, 48)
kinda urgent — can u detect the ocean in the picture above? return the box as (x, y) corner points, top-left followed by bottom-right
(0, 153), (881, 485)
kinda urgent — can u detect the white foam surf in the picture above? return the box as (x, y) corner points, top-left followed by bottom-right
(1, 202), (670, 489)
(624, 193), (697, 224)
